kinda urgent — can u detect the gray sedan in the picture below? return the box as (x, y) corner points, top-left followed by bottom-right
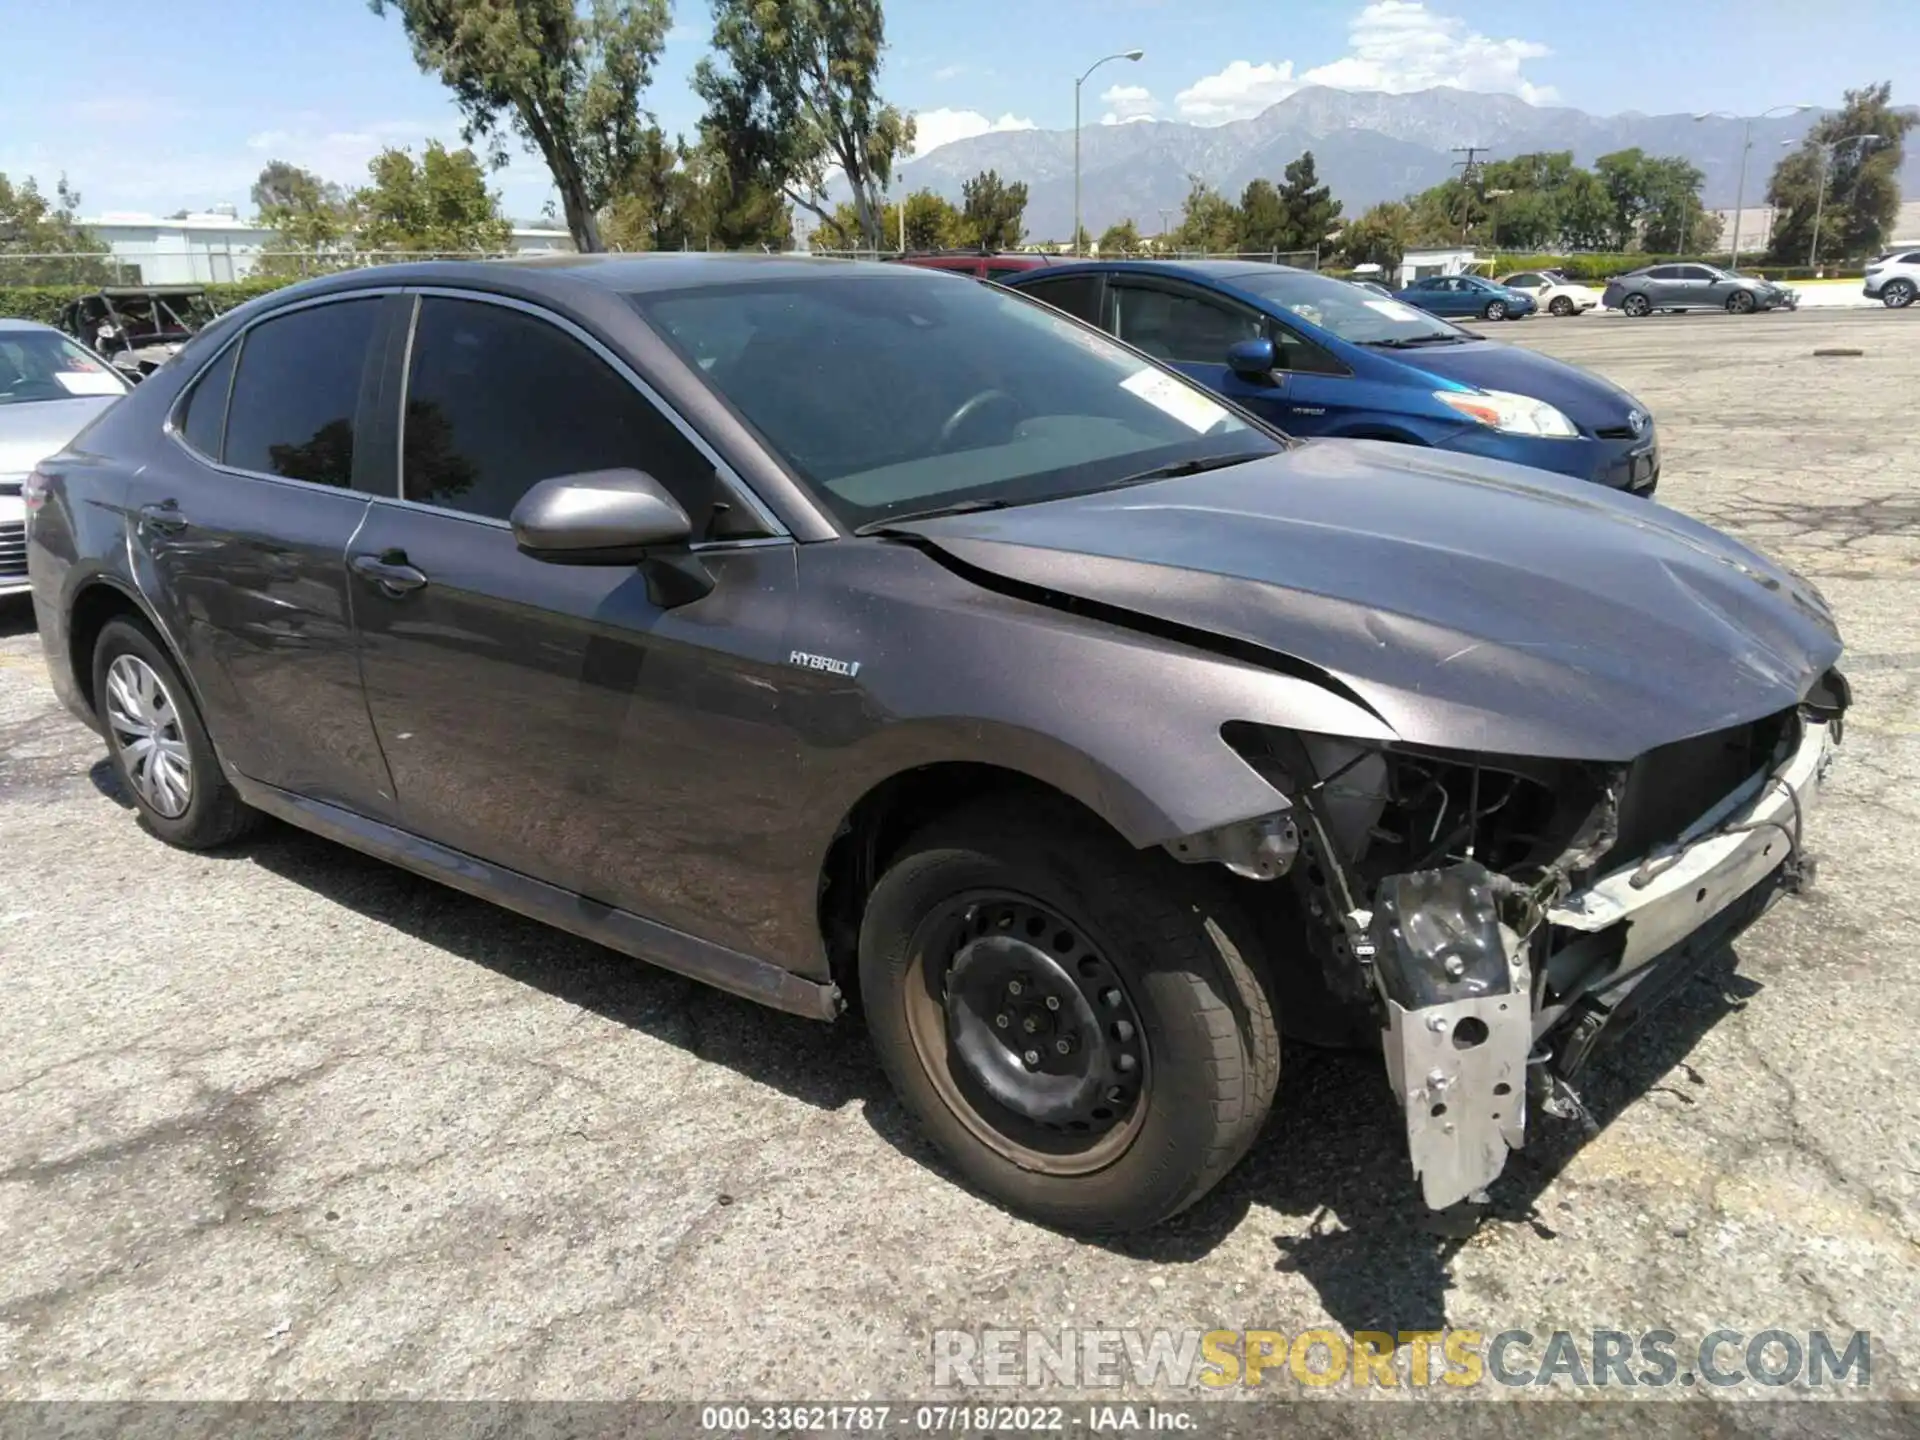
(1602, 263), (1798, 316)
(1, 319), (130, 596)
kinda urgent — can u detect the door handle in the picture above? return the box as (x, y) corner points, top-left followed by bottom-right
(351, 550), (429, 596)
(137, 500), (188, 536)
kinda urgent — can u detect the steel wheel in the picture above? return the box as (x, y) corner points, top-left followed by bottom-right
(1621, 293), (1651, 317)
(902, 891), (1150, 1175)
(1885, 278), (1916, 308)
(104, 653), (193, 818)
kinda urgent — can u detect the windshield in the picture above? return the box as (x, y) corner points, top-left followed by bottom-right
(0, 330), (129, 406)
(1220, 269), (1470, 346)
(632, 275), (1281, 530)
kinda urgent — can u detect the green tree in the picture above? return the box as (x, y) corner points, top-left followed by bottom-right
(1235, 178), (1283, 251)
(356, 142), (513, 252)
(251, 161), (356, 273)
(1336, 200), (1412, 268)
(695, 0), (914, 250)
(1173, 178), (1240, 252)
(959, 169), (1027, 250)
(900, 189), (962, 249)
(1097, 218), (1142, 256)
(370, 0), (671, 253)
(0, 173), (116, 284)
(1638, 156), (1714, 252)
(1274, 150), (1342, 254)
(1766, 82), (1914, 263)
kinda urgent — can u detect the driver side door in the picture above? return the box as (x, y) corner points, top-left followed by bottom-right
(347, 291), (804, 956)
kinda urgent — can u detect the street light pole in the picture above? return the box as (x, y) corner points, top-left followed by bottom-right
(1073, 48), (1143, 256)
(1796, 132), (1883, 271)
(1693, 103), (1811, 270)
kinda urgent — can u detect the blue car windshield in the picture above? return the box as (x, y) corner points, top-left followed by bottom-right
(1225, 270), (1472, 345)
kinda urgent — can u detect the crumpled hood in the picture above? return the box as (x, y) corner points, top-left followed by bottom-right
(1404, 339), (1643, 429)
(897, 440), (1843, 761)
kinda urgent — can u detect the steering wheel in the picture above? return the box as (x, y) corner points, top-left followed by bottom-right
(938, 389), (1019, 450)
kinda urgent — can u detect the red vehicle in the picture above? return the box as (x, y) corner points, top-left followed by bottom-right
(884, 251), (1066, 281)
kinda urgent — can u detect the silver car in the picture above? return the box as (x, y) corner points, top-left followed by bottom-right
(1, 319), (130, 597)
(1602, 263), (1798, 316)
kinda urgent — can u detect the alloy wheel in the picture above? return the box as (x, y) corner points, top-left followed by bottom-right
(1485, 301), (1507, 321)
(1886, 279), (1916, 308)
(903, 892), (1150, 1175)
(104, 654), (193, 818)
(1623, 294), (1651, 317)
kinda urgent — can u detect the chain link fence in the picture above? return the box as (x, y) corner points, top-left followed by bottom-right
(0, 248), (528, 289)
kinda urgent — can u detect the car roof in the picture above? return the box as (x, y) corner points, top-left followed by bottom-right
(999, 258), (1320, 286)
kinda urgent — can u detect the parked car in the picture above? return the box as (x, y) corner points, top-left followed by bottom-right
(1392, 274), (1536, 321)
(1003, 260), (1660, 494)
(1498, 269), (1601, 317)
(1601, 264), (1798, 316)
(1862, 249), (1920, 307)
(1, 319), (130, 598)
(1350, 278), (1395, 298)
(57, 285), (210, 381)
(885, 250), (1067, 282)
(25, 256), (1847, 1229)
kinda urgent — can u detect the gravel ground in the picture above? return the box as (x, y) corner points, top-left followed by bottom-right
(1, 308), (1916, 1410)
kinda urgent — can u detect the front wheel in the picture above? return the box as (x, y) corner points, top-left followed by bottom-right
(1726, 290), (1757, 314)
(1482, 299), (1508, 321)
(1884, 278), (1917, 308)
(1620, 292), (1652, 318)
(1548, 296), (1574, 317)
(859, 797), (1279, 1232)
(92, 617), (258, 848)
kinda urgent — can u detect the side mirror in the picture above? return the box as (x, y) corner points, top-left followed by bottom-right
(1227, 337), (1277, 380)
(511, 468), (692, 564)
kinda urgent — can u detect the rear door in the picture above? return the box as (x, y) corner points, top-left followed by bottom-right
(346, 291), (802, 951)
(131, 292), (400, 814)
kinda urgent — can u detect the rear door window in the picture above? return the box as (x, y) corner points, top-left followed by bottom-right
(223, 299), (382, 487)
(176, 340), (239, 460)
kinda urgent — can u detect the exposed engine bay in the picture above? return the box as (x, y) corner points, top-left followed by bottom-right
(1174, 669), (1850, 1211)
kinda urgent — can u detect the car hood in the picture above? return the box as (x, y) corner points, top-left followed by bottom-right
(1398, 338), (1641, 429)
(895, 441), (1842, 762)
(0, 396), (122, 476)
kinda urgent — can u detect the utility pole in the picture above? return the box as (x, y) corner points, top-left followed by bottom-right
(1451, 146), (1489, 244)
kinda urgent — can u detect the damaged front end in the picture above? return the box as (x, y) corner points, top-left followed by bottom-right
(1213, 674), (1847, 1210)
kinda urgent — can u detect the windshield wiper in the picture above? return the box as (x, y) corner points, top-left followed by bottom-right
(855, 497), (1012, 535)
(1109, 451), (1273, 486)
(1362, 333), (1472, 349)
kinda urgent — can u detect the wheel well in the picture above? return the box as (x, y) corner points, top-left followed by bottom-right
(816, 763), (1116, 1006)
(66, 583), (151, 713)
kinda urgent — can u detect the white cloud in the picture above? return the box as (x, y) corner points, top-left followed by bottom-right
(1175, 1), (1555, 125)
(932, 63), (967, 82)
(1099, 83), (1160, 125)
(907, 108), (1037, 158)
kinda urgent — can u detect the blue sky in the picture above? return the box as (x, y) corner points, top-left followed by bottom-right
(3, 0), (1913, 221)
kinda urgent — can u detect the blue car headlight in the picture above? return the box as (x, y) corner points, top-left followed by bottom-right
(1435, 388), (1580, 438)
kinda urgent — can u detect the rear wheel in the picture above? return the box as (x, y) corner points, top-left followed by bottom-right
(1620, 292), (1652, 318)
(1548, 296), (1574, 317)
(1482, 299), (1508, 321)
(92, 617), (258, 849)
(1726, 289), (1757, 314)
(1884, 278), (1917, 308)
(859, 797), (1279, 1232)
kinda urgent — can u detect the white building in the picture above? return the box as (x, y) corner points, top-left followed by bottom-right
(1394, 247), (1481, 286)
(79, 210), (575, 284)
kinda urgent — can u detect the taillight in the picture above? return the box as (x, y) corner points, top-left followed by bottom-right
(22, 468), (50, 514)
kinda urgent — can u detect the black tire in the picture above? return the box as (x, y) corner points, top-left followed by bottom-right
(1548, 296), (1574, 317)
(1621, 292), (1652, 318)
(1482, 299), (1508, 321)
(92, 616), (258, 848)
(1884, 278), (1917, 308)
(1726, 290), (1757, 314)
(859, 796), (1280, 1232)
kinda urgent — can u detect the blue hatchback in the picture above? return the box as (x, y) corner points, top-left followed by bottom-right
(1000, 261), (1658, 494)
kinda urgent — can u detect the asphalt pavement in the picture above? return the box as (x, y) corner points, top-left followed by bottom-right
(1, 307), (1916, 1408)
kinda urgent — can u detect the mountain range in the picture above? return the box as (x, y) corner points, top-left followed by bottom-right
(886, 87), (1920, 244)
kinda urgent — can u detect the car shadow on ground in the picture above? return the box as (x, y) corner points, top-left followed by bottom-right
(139, 785), (1763, 1330)
(0, 598), (36, 639)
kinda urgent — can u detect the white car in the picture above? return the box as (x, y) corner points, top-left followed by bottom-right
(0, 319), (131, 598)
(1862, 249), (1920, 308)
(1497, 269), (1600, 317)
